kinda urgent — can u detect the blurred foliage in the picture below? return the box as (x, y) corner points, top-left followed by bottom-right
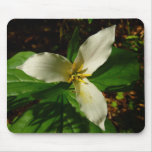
(116, 92), (124, 100)
(7, 19), (144, 133)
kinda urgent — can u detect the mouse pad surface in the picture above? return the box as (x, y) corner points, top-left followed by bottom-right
(7, 19), (144, 133)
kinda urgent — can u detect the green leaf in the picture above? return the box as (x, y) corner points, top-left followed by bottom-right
(88, 19), (93, 24)
(7, 82), (69, 112)
(126, 35), (139, 39)
(111, 101), (118, 107)
(103, 119), (117, 133)
(7, 51), (67, 112)
(66, 90), (117, 133)
(7, 51), (62, 97)
(116, 92), (124, 100)
(8, 94), (98, 133)
(90, 47), (140, 92)
(8, 51), (35, 69)
(67, 27), (79, 62)
(7, 68), (57, 97)
(8, 92), (117, 133)
(128, 101), (134, 110)
(7, 95), (35, 112)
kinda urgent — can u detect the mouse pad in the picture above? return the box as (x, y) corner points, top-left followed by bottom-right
(7, 19), (144, 133)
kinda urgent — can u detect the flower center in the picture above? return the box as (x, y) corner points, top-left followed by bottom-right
(68, 64), (91, 83)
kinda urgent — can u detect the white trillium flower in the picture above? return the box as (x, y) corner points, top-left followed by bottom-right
(17, 25), (116, 131)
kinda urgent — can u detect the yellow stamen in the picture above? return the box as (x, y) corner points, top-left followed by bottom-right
(78, 78), (86, 83)
(71, 75), (74, 80)
(68, 74), (75, 83)
(82, 74), (92, 77)
(77, 64), (84, 72)
(68, 63), (91, 84)
(77, 73), (92, 77)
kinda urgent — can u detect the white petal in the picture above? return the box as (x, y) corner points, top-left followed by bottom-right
(74, 25), (116, 74)
(74, 78), (107, 130)
(17, 52), (72, 83)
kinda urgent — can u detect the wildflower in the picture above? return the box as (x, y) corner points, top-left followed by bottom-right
(17, 25), (116, 130)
